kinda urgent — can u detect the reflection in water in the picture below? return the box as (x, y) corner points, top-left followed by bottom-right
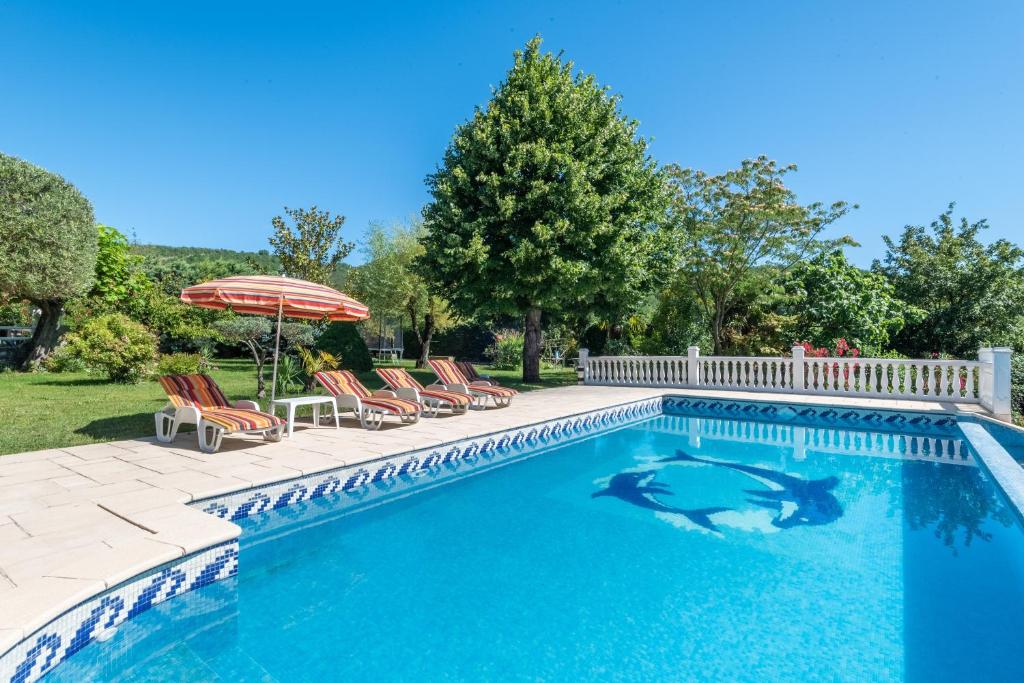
(900, 460), (1015, 554)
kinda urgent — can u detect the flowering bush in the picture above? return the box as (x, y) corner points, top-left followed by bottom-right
(794, 338), (862, 388)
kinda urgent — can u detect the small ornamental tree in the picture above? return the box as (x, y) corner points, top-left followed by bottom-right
(0, 154), (98, 366)
(666, 157), (854, 354)
(269, 206), (354, 286)
(214, 317), (314, 398)
(419, 36), (670, 382)
(349, 222), (453, 367)
(874, 204), (1024, 357)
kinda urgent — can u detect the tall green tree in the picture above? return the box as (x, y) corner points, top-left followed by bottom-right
(349, 221), (453, 367)
(0, 153), (98, 366)
(269, 206), (354, 286)
(666, 156), (854, 353)
(874, 204), (1024, 356)
(419, 36), (670, 381)
(789, 250), (914, 354)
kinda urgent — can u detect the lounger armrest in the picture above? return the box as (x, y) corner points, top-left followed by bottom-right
(233, 400), (260, 411)
(425, 383), (448, 392)
(448, 383), (470, 393)
(393, 387), (419, 401)
(470, 380), (494, 386)
(371, 389), (398, 398)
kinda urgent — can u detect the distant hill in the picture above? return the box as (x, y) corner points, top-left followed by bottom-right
(131, 243), (351, 287)
(131, 243), (281, 271)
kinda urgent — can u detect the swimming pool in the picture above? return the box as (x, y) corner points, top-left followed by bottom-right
(35, 401), (1024, 681)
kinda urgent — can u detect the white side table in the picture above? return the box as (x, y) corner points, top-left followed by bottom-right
(270, 396), (340, 438)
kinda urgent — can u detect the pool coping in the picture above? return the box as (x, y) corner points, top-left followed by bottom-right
(0, 385), (1019, 681)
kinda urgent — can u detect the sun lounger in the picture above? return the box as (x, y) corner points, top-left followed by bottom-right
(155, 374), (285, 453)
(315, 370), (422, 430)
(376, 367), (473, 416)
(428, 358), (517, 408)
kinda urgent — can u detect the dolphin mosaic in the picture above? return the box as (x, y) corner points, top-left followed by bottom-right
(591, 470), (729, 532)
(660, 450), (843, 529)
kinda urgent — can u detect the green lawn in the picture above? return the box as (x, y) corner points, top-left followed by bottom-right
(0, 359), (576, 456)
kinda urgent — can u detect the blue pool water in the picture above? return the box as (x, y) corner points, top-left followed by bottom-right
(51, 412), (1024, 682)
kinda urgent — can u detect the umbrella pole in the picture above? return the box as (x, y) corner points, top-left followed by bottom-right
(270, 297), (283, 403)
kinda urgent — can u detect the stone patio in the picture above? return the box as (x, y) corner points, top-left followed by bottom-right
(0, 385), (990, 654)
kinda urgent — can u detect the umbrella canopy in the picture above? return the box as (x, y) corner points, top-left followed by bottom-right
(180, 275), (370, 403)
(181, 275), (369, 321)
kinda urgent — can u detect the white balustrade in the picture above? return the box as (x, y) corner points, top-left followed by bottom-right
(583, 346), (1012, 419)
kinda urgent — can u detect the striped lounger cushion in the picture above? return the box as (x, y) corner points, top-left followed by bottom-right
(200, 408), (284, 431)
(428, 359), (518, 397)
(375, 368), (473, 407)
(158, 374), (284, 432)
(419, 389), (474, 406)
(316, 370), (420, 415)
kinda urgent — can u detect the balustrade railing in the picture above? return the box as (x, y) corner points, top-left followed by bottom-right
(579, 346), (1013, 420)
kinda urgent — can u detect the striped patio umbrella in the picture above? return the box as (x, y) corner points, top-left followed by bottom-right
(181, 275), (370, 401)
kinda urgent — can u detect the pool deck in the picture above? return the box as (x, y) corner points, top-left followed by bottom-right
(0, 385), (994, 654)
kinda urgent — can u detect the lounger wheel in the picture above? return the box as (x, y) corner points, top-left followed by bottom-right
(360, 410), (385, 430)
(154, 411), (179, 443)
(197, 421), (225, 454)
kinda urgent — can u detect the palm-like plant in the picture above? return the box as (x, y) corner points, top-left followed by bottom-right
(296, 345), (340, 390)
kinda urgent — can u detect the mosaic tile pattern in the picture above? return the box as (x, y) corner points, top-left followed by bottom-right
(662, 396), (960, 434)
(0, 542), (238, 683)
(196, 397), (664, 523)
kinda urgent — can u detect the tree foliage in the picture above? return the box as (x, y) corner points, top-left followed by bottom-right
(269, 206), (353, 286)
(789, 250), (914, 354)
(64, 313), (157, 383)
(213, 317), (314, 397)
(349, 221), (453, 367)
(874, 204), (1024, 356)
(91, 225), (152, 306)
(418, 36), (670, 380)
(0, 153), (97, 365)
(666, 156), (854, 353)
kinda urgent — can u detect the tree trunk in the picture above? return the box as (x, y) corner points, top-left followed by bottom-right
(244, 342), (267, 399)
(523, 307), (542, 383)
(416, 312), (435, 369)
(19, 300), (63, 369)
(712, 305), (725, 355)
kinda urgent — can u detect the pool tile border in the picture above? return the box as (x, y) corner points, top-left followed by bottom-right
(662, 395), (960, 433)
(195, 397), (664, 522)
(0, 541), (238, 683)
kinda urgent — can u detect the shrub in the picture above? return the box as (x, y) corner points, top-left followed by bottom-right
(65, 313), (157, 383)
(485, 329), (523, 370)
(42, 343), (87, 373)
(273, 354), (302, 396)
(317, 322), (372, 372)
(156, 352), (214, 376)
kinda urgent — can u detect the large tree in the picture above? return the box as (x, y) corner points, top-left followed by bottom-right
(874, 204), (1024, 356)
(0, 154), (97, 366)
(666, 156), (854, 353)
(269, 206), (353, 286)
(419, 36), (670, 381)
(348, 221), (452, 367)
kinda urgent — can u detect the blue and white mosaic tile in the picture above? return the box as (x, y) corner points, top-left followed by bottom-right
(0, 542), (238, 683)
(195, 397), (664, 523)
(661, 396), (960, 434)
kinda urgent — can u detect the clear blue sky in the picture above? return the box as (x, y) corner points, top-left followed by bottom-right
(2, 1), (1021, 266)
